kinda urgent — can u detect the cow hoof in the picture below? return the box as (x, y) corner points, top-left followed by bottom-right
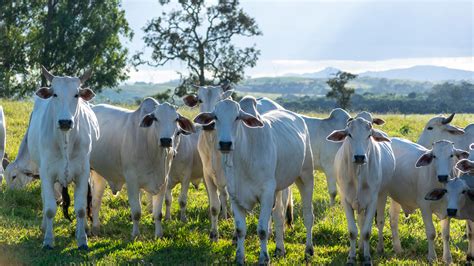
(258, 252), (270, 265)
(362, 256), (372, 266)
(236, 256), (245, 266)
(209, 231), (218, 242)
(180, 215), (188, 223)
(377, 244), (384, 254)
(78, 244), (89, 251)
(43, 245), (53, 250)
(305, 246), (314, 257)
(274, 247), (286, 257)
(164, 216), (171, 221)
(91, 226), (100, 236)
(346, 256), (356, 265)
(394, 246), (403, 254)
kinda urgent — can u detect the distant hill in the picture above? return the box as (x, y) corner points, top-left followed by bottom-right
(284, 67), (341, 79)
(359, 65), (473, 81)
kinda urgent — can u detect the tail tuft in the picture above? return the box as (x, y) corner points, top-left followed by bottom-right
(87, 181), (93, 221)
(285, 189), (294, 228)
(61, 186), (72, 222)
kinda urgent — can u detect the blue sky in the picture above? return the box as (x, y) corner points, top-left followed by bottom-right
(122, 0), (473, 83)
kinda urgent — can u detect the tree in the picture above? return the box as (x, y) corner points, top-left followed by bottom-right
(0, 0), (132, 98)
(134, 0), (261, 97)
(326, 71), (357, 109)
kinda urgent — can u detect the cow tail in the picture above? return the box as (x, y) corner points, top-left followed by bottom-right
(61, 185), (72, 222)
(87, 181), (93, 222)
(286, 189), (294, 228)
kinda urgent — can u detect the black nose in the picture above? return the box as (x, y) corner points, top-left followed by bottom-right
(160, 138), (172, 148)
(354, 155), (366, 164)
(219, 141), (232, 152)
(438, 175), (449, 183)
(58, 120), (73, 130)
(447, 208), (457, 217)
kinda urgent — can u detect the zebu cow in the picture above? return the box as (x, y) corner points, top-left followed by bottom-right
(388, 139), (468, 263)
(418, 113), (474, 151)
(194, 99), (314, 264)
(424, 145), (474, 263)
(0, 106), (5, 185)
(303, 109), (385, 205)
(164, 129), (203, 222)
(89, 98), (195, 238)
(28, 66), (99, 249)
(327, 117), (394, 265)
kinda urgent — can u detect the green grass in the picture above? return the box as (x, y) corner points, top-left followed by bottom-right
(0, 99), (473, 264)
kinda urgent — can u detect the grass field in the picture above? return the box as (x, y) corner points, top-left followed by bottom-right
(0, 99), (473, 264)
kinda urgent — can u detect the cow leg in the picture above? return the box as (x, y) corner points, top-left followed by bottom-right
(164, 179), (177, 221)
(466, 220), (474, 262)
(74, 173), (89, 250)
(273, 190), (286, 257)
(420, 206), (437, 262)
(203, 172), (220, 242)
(376, 193), (388, 254)
(357, 210), (365, 255)
(389, 200), (403, 254)
(152, 180), (167, 238)
(41, 176), (57, 249)
(257, 185), (275, 265)
(361, 196), (378, 264)
(126, 181), (141, 239)
(178, 176), (191, 223)
(232, 199), (247, 265)
(342, 197), (358, 264)
(441, 218), (452, 264)
(91, 171), (106, 236)
(219, 187), (229, 219)
(324, 167), (338, 206)
(41, 183), (46, 232)
(295, 177), (315, 258)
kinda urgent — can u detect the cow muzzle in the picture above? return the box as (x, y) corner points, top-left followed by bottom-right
(353, 155), (366, 165)
(219, 141), (233, 153)
(447, 208), (457, 217)
(58, 119), (73, 131)
(160, 138), (172, 148)
(438, 175), (449, 183)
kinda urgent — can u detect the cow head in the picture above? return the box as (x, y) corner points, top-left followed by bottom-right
(183, 83), (234, 113)
(354, 111), (385, 125)
(193, 99), (263, 153)
(140, 102), (195, 148)
(35, 66), (95, 132)
(425, 177), (474, 218)
(4, 163), (36, 190)
(415, 140), (468, 183)
(417, 114), (465, 148)
(327, 117), (390, 165)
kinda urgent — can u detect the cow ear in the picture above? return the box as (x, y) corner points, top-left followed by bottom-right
(183, 94), (199, 107)
(455, 149), (470, 160)
(2, 158), (10, 169)
(424, 189), (447, 201)
(446, 124), (464, 135)
(194, 112), (215, 125)
(80, 69), (93, 84)
(177, 114), (196, 133)
(416, 152), (434, 167)
(239, 111), (264, 128)
(372, 118), (385, 125)
(41, 65), (54, 82)
(35, 87), (54, 99)
(327, 130), (347, 142)
(79, 88), (95, 101)
(456, 159), (474, 173)
(140, 113), (157, 128)
(467, 189), (474, 201)
(221, 90), (234, 100)
(372, 129), (390, 142)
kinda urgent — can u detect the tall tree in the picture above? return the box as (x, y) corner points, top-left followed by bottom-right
(134, 0), (262, 97)
(326, 71), (357, 109)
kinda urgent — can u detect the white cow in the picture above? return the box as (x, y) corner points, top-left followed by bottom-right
(418, 113), (474, 151)
(164, 128), (203, 222)
(327, 117), (394, 265)
(388, 138), (468, 263)
(0, 106), (5, 185)
(28, 66), (99, 250)
(303, 109), (385, 205)
(194, 99), (314, 264)
(89, 98), (195, 239)
(424, 146), (474, 263)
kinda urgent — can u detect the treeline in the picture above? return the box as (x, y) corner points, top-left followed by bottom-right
(276, 82), (474, 114)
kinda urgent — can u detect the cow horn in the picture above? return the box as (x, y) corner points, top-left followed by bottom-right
(442, 113), (455, 125)
(41, 65), (54, 82)
(80, 69), (93, 84)
(221, 80), (231, 91)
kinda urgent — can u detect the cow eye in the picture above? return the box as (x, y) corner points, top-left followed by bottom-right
(74, 94), (79, 98)
(433, 155), (437, 159)
(462, 190), (467, 194)
(12, 175), (16, 180)
(450, 154), (454, 158)
(427, 127), (433, 130)
(235, 117), (239, 121)
(198, 99), (203, 103)
(53, 93), (58, 97)
(347, 133), (352, 138)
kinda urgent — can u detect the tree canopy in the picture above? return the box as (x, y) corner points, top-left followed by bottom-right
(326, 71), (357, 109)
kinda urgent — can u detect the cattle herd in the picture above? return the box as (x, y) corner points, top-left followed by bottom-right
(1, 67), (474, 265)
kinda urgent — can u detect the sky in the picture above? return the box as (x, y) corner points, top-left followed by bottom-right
(122, 0), (474, 83)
